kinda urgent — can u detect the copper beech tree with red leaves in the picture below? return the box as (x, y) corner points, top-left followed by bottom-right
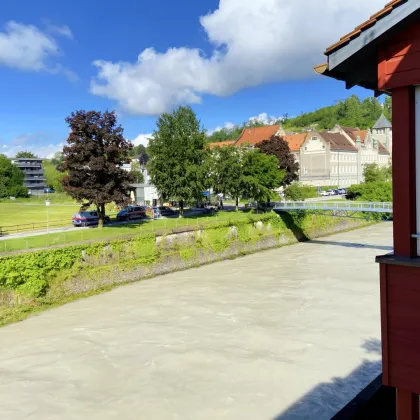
(256, 135), (299, 186)
(62, 110), (134, 228)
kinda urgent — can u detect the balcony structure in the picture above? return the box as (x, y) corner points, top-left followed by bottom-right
(12, 158), (46, 195)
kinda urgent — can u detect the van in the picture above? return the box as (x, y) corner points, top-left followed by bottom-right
(72, 211), (110, 227)
(116, 206), (146, 221)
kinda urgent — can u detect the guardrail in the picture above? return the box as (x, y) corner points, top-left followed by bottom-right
(273, 201), (393, 213)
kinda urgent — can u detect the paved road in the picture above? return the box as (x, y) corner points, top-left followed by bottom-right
(0, 223), (392, 420)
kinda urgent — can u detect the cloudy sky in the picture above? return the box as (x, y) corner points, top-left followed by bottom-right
(0, 0), (386, 157)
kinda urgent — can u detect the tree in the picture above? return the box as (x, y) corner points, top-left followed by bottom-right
(363, 163), (392, 183)
(0, 154), (28, 197)
(384, 96), (392, 122)
(148, 106), (208, 217)
(240, 149), (284, 204)
(284, 183), (317, 201)
(15, 151), (38, 158)
(256, 135), (299, 185)
(62, 110), (134, 227)
(43, 160), (65, 192)
(210, 145), (245, 210)
(130, 160), (145, 183)
(51, 152), (64, 169)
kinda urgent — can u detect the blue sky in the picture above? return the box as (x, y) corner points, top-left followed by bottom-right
(0, 0), (386, 157)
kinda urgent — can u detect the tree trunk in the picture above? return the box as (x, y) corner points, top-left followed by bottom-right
(97, 203), (105, 229)
(235, 196), (239, 211)
(179, 200), (184, 218)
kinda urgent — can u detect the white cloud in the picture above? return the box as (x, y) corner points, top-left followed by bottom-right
(90, 0), (385, 116)
(208, 121), (235, 135)
(0, 20), (74, 76)
(2, 142), (64, 159)
(132, 133), (153, 147)
(46, 24), (73, 39)
(248, 113), (280, 125)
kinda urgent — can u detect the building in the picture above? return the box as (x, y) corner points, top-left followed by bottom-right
(12, 158), (46, 195)
(300, 117), (391, 187)
(212, 116), (391, 187)
(317, 1), (420, 418)
(121, 160), (159, 205)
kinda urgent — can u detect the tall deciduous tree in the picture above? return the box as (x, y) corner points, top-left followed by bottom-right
(241, 149), (284, 204)
(0, 154), (27, 197)
(14, 151), (38, 158)
(257, 135), (299, 186)
(43, 160), (65, 192)
(210, 145), (245, 210)
(62, 110), (134, 227)
(130, 160), (145, 183)
(148, 106), (208, 216)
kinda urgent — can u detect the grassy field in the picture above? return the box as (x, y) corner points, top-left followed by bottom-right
(0, 210), (253, 254)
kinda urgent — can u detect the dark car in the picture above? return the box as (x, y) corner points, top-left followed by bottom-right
(155, 206), (175, 216)
(72, 211), (110, 227)
(116, 206), (146, 221)
(44, 187), (55, 193)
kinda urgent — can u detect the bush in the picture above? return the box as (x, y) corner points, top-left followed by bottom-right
(284, 183), (318, 201)
(346, 181), (392, 202)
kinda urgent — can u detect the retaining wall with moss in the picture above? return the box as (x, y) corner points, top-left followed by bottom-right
(0, 212), (372, 313)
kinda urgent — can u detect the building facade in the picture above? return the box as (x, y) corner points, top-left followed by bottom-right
(12, 158), (46, 195)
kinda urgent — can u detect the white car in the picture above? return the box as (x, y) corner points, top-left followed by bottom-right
(320, 190), (329, 197)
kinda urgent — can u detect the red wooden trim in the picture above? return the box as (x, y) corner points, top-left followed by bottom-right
(379, 264), (389, 385)
(378, 47), (387, 90)
(397, 388), (419, 420)
(382, 69), (420, 90)
(392, 87), (417, 257)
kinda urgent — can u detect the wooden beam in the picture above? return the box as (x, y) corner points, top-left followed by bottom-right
(397, 388), (419, 420)
(392, 87), (417, 257)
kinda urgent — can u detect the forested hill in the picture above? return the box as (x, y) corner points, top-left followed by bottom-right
(207, 94), (392, 143)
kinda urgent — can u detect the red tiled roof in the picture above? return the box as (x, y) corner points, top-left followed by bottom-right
(325, 0), (407, 55)
(235, 125), (282, 146)
(345, 129), (368, 142)
(283, 133), (308, 152)
(378, 141), (391, 155)
(320, 132), (358, 151)
(208, 141), (235, 148)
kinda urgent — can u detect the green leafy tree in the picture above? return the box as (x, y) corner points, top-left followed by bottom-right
(210, 145), (245, 210)
(0, 154), (28, 197)
(62, 110), (134, 228)
(51, 152), (64, 169)
(347, 182), (392, 202)
(384, 96), (392, 122)
(130, 160), (145, 183)
(256, 135), (299, 186)
(284, 183), (317, 201)
(14, 151), (38, 158)
(363, 163), (392, 183)
(240, 149), (284, 204)
(43, 160), (65, 192)
(148, 106), (208, 217)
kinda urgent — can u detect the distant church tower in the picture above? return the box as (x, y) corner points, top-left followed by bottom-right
(372, 114), (392, 154)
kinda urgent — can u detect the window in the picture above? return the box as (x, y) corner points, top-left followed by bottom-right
(312, 136), (318, 141)
(304, 167), (308, 174)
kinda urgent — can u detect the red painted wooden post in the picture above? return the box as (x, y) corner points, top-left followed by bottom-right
(392, 86), (417, 257)
(397, 388), (419, 420)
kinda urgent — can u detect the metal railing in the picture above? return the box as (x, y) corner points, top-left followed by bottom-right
(274, 201), (393, 213)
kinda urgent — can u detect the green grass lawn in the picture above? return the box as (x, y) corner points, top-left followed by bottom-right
(0, 210), (253, 254)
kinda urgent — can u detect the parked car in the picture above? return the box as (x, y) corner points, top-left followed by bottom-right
(327, 189), (337, 196)
(154, 206), (175, 216)
(320, 190), (329, 197)
(72, 211), (110, 227)
(338, 188), (347, 195)
(116, 206), (146, 221)
(44, 187), (55, 193)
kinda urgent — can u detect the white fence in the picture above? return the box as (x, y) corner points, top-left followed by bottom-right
(274, 201), (393, 213)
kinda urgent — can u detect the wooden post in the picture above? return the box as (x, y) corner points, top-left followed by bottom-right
(397, 388), (419, 420)
(392, 87), (417, 257)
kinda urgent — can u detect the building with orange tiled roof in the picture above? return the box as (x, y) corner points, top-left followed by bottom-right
(208, 141), (235, 149)
(234, 125), (285, 147)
